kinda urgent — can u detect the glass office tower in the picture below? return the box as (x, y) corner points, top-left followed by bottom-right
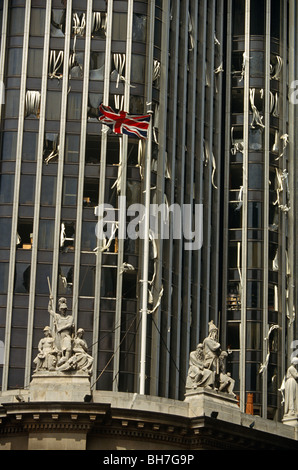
(0, 0), (297, 421)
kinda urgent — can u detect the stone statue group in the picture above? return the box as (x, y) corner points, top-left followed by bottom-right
(33, 296), (93, 375)
(186, 320), (235, 397)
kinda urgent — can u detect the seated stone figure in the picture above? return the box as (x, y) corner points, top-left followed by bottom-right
(33, 326), (58, 372)
(185, 343), (214, 391)
(57, 328), (93, 375)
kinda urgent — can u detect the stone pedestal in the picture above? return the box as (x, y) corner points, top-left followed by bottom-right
(29, 371), (91, 402)
(185, 389), (240, 422)
(282, 414), (298, 427)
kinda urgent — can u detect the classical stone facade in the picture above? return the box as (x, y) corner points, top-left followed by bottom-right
(0, 390), (298, 450)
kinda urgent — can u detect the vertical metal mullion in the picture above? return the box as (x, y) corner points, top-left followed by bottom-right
(0, 0), (9, 122)
(92, 0), (113, 384)
(163, 0), (179, 398)
(2, 0), (31, 391)
(193, 0), (207, 346)
(72, 0), (92, 326)
(51, 0), (72, 315)
(222, 0), (232, 350)
(262, 0), (271, 418)
(240, 0), (250, 414)
(24, 0), (52, 388)
(113, 0), (133, 392)
(149, 0), (169, 397)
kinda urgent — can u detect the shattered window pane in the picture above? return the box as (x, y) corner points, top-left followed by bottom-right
(51, 9), (66, 37)
(58, 266), (73, 295)
(14, 264), (31, 293)
(90, 51), (105, 80)
(132, 14), (147, 42)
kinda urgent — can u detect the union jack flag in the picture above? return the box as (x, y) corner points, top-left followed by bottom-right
(98, 104), (151, 140)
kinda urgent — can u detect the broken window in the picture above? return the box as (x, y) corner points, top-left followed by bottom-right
(72, 12), (86, 36)
(83, 178), (99, 207)
(90, 52), (105, 80)
(43, 133), (59, 164)
(69, 51), (84, 78)
(227, 282), (241, 311)
(86, 135), (101, 163)
(88, 93), (102, 119)
(19, 175), (35, 204)
(51, 9), (66, 37)
(81, 220), (97, 251)
(38, 219), (55, 250)
(65, 134), (80, 163)
(48, 50), (64, 79)
(17, 219), (33, 249)
(14, 264), (30, 293)
(91, 12), (106, 38)
(2, 132), (17, 161)
(25, 91), (40, 118)
(132, 13), (147, 42)
(249, 128), (263, 151)
(60, 222), (75, 251)
(58, 265), (73, 295)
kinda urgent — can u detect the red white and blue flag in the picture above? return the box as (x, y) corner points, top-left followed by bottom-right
(98, 104), (151, 140)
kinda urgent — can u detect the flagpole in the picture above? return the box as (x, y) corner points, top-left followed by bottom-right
(139, 118), (152, 396)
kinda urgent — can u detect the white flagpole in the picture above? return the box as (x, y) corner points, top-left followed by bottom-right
(139, 1), (155, 395)
(139, 119), (153, 395)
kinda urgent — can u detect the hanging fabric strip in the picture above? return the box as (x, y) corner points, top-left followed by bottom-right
(271, 55), (283, 80)
(49, 50), (64, 79)
(153, 103), (159, 145)
(111, 137), (123, 193)
(120, 262), (135, 274)
(148, 286), (164, 315)
(230, 127), (244, 155)
(212, 153), (217, 189)
(92, 12), (106, 35)
(153, 60), (161, 83)
(72, 12), (86, 36)
(259, 325), (279, 374)
(137, 139), (144, 180)
(113, 53), (126, 88)
(235, 186), (243, 211)
(25, 90), (41, 117)
(94, 222), (118, 253)
(249, 88), (265, 129)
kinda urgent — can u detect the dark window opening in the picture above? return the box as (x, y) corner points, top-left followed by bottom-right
(90, 51), (105, 80)
(101, 267), (117, 298)
(83, 178), (99, 207)
(44, 133), (59, 164)
(88, 93), (102, 119)
(86, 135), (101, 163)
(60, 221), (75, 252)
(17, 219), (33, 249)
(51, 9), (66, 37)
(58, 265), (73, 295)
(14, 264), (30, 293)
(91, 12), (106, 38)
(122, 272), (137, 299)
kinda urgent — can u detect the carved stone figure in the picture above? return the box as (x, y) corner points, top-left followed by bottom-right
(57, 328), (93, 375)
(33, 291), (93, 376)
(33, 326), (58, 371)
(185, 320), (235, 396)
(185, 343), (214, 391)
(48, 296), (75, 366)
(280, 357), (298, 416)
